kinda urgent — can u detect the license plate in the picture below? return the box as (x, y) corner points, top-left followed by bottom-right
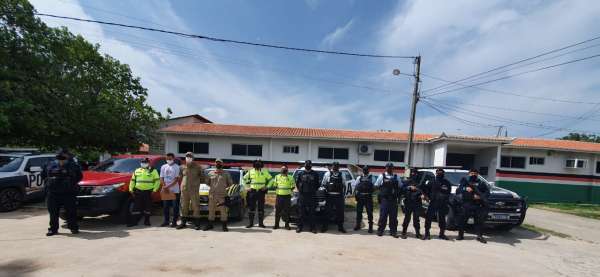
(200, 205), (209, 211)
(492, 214), (510, 220)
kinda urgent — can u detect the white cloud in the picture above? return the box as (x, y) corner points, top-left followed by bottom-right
(321, 19), (355, 49)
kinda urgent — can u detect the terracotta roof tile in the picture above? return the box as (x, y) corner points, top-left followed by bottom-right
(508, 138), (600, 153)
(160, 123), (437, 142)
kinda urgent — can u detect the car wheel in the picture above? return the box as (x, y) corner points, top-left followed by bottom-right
(0, 188), (24, 212)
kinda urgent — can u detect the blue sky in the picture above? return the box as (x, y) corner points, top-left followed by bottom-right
(32, 0), (600, 138)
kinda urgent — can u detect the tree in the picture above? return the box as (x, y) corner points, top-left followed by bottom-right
(559, 133), (600, 143)
(0, 0), (164, 154)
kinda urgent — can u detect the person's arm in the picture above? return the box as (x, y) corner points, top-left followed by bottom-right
(243, 170), (251, 185)
(374, 174), (384, 188)
(129, 172), (136, 193)
(167, 166), (181, 188)
(73, 163), (83, 184)
(226, 173), (233, 188)
(294, 173), (301, 191)
(321, 171), (330, 187)
(152, 169), (161, 192)
(268, 175), (277, 189)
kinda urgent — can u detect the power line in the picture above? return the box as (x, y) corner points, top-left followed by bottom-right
(421, 34), (600, 93)
(420, 73), (600, 105)
(423, 53), (600, 97)
(533, 103), (600, 137)
(35, 13), (416, 59)
(421, 99), (500, 129)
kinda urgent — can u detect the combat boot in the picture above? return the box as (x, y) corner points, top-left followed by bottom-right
(401, 227), (408, 239)
(203, 221), (214, 231)
(321, 224), (328, 233)
(285, 221), (291, 230)
(368, 222), (373, 233)
(338, 224), (347, 233)
(258, 213), (266, 228)
(194, 219), (202, 230)
(143, 215), (151, 226)
(423, 231), (431, 240)
(353, 223), (361, 231)
(477, 236), (487, 244)
(415, 229), (422, 239)
(246, 213), (254, 228)
(176, 218), (188, 229)
(273, 217), (280, 230)
(439, 230), (449, 240)
(457, 231), (465, 240)
(222, 221), (229, 232)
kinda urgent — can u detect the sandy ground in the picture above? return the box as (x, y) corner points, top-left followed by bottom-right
(0, 205), (599, 277)
(524, 208), (600, 243)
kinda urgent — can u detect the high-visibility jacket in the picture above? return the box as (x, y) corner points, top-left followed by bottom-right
(269, 173), (295, 196)
(243, 168), (272, 190)
(129, 167), (160, 192)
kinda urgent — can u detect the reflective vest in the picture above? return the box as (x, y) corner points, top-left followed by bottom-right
(269, 174), (295, 195)
(243, 168), (272, 190)
(129, 167), (160, 192)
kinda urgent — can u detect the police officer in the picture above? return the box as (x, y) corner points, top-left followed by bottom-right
(127, 157), (160, 227)
(269, 165), (295, 230)
(400, 168), (423, 239)
(422, 168), (452, 240)
(203, 159), (233, 232)
(321, 162), (346, 233)
(374, 163), (401, 238)
(352, 166), (374, 233)
(243, 159), (272, 228)
(42, 149), (82, 236)
(295, 160), (320, 233)
(457, 168), (490, 243)
(177, 152), (206, 230)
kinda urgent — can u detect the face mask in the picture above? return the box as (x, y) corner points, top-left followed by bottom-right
(282, 170), (288, 175)
(167, 160), (174, 165)
(305, 165), (312, 171)
(469, 175), (478, 183)
(141, 163), (149, 168)
(216, 164), (223, 169)
(185, 157), (193, 163)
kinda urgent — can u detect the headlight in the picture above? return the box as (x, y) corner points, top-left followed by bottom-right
(91, 183), (124, 195)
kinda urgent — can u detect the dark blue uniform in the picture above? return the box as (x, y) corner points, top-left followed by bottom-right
(457, 177), (490, 239)
(323, 171), (345, 232)
(354, 175), (374, 230)
(295, 170), (320, 232)
(422, 175), (452, 237)
(401, 177), (423, 237)
(377, 174), (400, 236)
(42, 159), (82, 233)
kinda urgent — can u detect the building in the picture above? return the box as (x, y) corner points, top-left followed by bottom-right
(159, 117), (600, 204)
(150, 114), (212, 154)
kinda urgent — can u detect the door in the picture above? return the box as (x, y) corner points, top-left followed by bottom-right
(24, 157), (52, 195)
(446, 153), (475, 170)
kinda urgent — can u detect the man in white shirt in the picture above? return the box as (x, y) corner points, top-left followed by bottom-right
(160, 153), (181, 227)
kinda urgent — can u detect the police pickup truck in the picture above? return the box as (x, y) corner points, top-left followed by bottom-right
(0, 152), (55, 211)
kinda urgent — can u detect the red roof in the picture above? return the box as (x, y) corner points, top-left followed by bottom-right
(507, 138), (600, 153)
(160, 123), (436, 142)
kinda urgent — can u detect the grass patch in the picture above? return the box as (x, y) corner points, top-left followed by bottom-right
(521, 223), (571, 239)
(531, 203), (600, 220)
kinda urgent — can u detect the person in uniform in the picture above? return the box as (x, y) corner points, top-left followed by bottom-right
(422, 168), (452, 240)
(127, 157), (160, 227)
(352, 166), (374, 233)
(177, 152), (206, 230)
(295, 160), (320, 233)
(400, 168), (423, 239)
(268, 165), (295, 230)
(243, 160), (272, 228)
(374, 163), (401, 238)
(457, 168), (490, 243)
(321, 161), (347, 233)
(203, 159), (233, 232)
(42, 149), (82, 236)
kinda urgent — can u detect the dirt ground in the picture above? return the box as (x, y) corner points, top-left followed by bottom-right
(0, 206), (599, 277)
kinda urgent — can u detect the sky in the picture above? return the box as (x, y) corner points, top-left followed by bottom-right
(30, 0), (600, 138)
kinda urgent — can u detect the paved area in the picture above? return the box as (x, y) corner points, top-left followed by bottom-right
(1, 206), (599, 277)
(524, 207), (600, 243)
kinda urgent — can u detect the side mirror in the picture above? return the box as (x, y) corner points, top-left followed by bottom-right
(29, 166), (43, 173)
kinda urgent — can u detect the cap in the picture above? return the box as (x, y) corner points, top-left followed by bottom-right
(215, 158), (223, 163)
(304, 160), (312, 166)
(385, 162), (394, 168)
(185, 152), (194, 158)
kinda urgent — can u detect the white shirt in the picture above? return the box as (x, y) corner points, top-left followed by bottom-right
(160, 163), (180, 193)
(374, 172), (399, 188)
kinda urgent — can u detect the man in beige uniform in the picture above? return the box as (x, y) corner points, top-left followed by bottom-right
(203, 159), (233, 232)
(177, 152), (206, 230)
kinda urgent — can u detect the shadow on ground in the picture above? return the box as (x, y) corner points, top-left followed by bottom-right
(0, 259), (45, 277)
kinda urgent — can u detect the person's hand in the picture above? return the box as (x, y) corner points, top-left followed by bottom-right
(466, 187), (474, 192)
(420, 195), (426, 200)
(410, 186), (416, 191)
(474, 194), (481, 200)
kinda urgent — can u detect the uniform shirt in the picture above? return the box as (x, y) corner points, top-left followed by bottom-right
(42, 160), (83, 195)
(295, 170), (320, 194)
(129, 167), (160, 192)
(321, 170), (344, 193)
(208, 170), (233, 198)
(180, 162), (206, 190)
(243, 168), (273, 190)
(268, 173), (296, 195)
(375, 172), (401, 199)
(352, 175), (374, 195)
(374, 172), (400, 188)
(160, 163), (181, 193)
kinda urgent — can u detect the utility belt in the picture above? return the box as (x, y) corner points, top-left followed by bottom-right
(250, 183), (266, 190)
(275, 188), (293, 195)
(327, 192), (342, 195)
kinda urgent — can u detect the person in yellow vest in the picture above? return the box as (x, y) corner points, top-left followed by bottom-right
(243, 159), (272, 228)
(127, 157), (160, 227)
(268, 165), (296, 230)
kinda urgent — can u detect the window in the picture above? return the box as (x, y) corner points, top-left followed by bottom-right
(373, 149), (405, 162)
(283, 145), (299, 154)
(178, 141), (209, 154)
(529, 157), (545, 165)
(596, 161), (600, 174)
(501, 156), (526, 169)
(231, 144), (263, 156)
(318, 147), (349, 160)
(25, 157), (52, 171)
(565, 159), (586, 169)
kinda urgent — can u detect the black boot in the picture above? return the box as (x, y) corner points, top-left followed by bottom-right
(273, 217), (280, 230)
(401, 227), (408, 239)
(46, 229), (58, 236)
(338, 224), (347, 233)
(415, 229), (422, 239)
(203, 221), (214, 231)
(423, 231), (431, 240)
(126, 214), (139, 227)
(321, 224), (328, 233)
(457, 231), (464, 240)
(296, 225), (303, 233)
(176, 218), (188, 229)
(477, 236), (487, 244)
(377, 228), (384, 236)
(353, 223), (361, 231)
(194, 219), (202, 230)
(368, 222), (373, 233)
(439, 229), (449, 240)
(246, 213), (254, 228)
(310, 224), (317, 234)
(222, 221), (229, 232)
(285, 221), (291, 230)
(144, 215), (151, 226)
(258, 213), (266, 228)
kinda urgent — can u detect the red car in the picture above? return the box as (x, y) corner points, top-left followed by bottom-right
(70, 155), (173, 223)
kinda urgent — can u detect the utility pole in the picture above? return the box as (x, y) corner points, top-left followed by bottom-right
(405, 56), (421, 169)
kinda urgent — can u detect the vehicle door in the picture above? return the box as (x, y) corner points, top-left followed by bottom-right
(341, 170), (354, 197)
(24, 157), (52, 195)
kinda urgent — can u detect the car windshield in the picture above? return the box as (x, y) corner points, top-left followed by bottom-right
(444, 172), (492, 188)
(93, 158), (142, 173)
(292, 170), (327, 183)
(0, 156), (23, 172)
(205, 169), (241, 185)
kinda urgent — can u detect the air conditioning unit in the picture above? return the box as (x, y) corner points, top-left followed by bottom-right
(358, 144), (372, 155)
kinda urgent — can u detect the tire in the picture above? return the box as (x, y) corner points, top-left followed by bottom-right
(0, 188), (24, 212)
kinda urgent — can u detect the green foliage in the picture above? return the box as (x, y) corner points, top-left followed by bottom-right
(558, 133), (600, 143)
(0, 0), (164, 154)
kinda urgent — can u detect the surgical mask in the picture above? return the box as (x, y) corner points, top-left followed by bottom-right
(141, 163), (149, 168)
(216, 164), (223, 169)
(167, 160), (174, 165)
(185, 157), (193, 163)
(282, 170), (288, 174)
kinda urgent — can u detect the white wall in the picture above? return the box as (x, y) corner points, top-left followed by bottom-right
(432, 142), (447, 166)
(473, 147), (498, 180)
(500, 148), (599, 176)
